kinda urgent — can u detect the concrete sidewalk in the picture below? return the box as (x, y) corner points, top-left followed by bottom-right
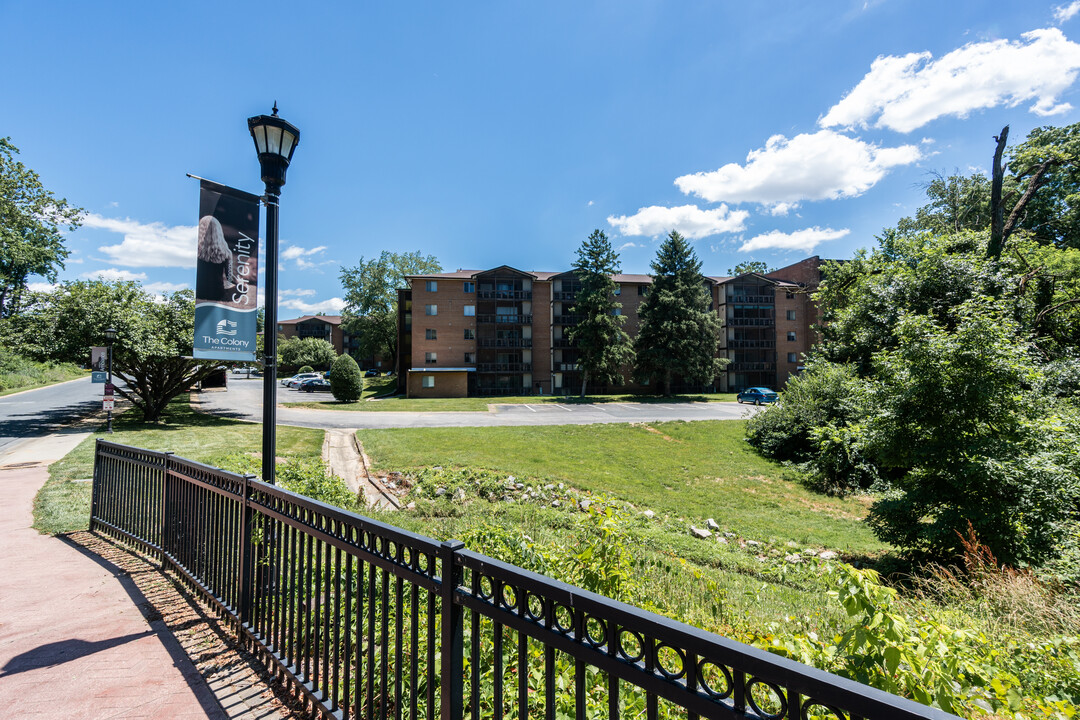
(0, 433), (230, 718)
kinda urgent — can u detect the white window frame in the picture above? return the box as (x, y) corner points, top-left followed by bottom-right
(425, 352), (437, 363)
(422, 375), (434, 388)
(425, 304), (438, 316)
(425, 280), (438, 292)
(464, 305), (475, 317)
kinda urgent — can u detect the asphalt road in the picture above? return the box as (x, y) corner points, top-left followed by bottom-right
(198, 377), (762, 429)
(0, 377), (107, 456)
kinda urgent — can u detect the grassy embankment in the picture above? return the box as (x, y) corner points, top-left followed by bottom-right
(357, 420), (884, 634)
(0, 359), (87, 397)
(35, 399), (324, 534)
(288, 375), (739, 411)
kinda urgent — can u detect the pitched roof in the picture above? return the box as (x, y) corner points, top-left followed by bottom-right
(278, 315), (342, 325)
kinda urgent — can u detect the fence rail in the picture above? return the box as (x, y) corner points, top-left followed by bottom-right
(91, 440), (955, 720)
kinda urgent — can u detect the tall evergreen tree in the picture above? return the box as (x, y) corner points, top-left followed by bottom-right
(567, 230), (634, 397)
(633, 231), (723, 396)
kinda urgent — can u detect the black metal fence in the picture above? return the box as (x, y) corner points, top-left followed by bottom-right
(91, 440), (955, 720)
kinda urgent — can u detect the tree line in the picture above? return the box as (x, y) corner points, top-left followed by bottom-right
(746, 122), (1080, 570)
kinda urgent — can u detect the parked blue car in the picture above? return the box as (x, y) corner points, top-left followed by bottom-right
(736, 387), (779, 405)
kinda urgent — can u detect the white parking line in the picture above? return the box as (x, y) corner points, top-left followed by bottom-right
(521, 404), (538, 412)
(552, 404), (574, 412)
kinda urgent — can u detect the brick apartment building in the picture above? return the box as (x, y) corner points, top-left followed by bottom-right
(274, 315), (366, 362)
(396, 257), (822, 398)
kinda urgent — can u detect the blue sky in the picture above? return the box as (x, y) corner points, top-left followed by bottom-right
(4, 1), (1080, 316)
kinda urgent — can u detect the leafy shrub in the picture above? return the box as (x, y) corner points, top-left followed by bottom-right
(745, 360), (867, 464)
(330, 353), (363, 402)
(298, 364), (314, 374)
(217, 453), (361, 512)
(756, 562), (1080, 719)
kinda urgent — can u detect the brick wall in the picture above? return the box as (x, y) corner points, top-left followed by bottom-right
(410, 279), (477, 369)
(407, 370), (469, 398)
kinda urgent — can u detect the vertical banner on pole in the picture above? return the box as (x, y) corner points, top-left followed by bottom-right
(193, 179), (262, 361)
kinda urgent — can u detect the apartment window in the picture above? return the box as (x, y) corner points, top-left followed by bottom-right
(464, 352), (475, 363)
(464, 304), (475, 317)
(637, 285), (647, 296)
(425, 352), (437, 363)
(787, 352), (798, 363)
(612, 308), (622, 316)
(463, 282), (475, 293)
(425, 329), (437, 340)
(613, 283), (621, 296)
(787, 331), (796, 342)
(463, 328), (475, 340)
(422, 376), (434, 388)
(425, 280), (438, 292)
(425, 304), (437, 316)
(786, 310), (796, 321)
(786, 292), (795, 299)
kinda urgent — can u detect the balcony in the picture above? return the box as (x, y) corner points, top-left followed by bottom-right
(477, 290), (532, 300)
(476, 314), (532, 324)
(553, 314), (583, 325)
(728, 362), (777, 372)
(479, 338), (532, 348)
(556, 362), (580, 372)
(727, 317), (774, 327)
(477, 362), (532, 372)
(552, 337), (574, 348)
(725, 294), (775, 304)
(553, 291), (577, 301)
(726, 339), (776, 349)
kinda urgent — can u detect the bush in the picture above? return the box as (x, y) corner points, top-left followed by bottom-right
(745, 360), (866, 464)
(298, 365), (314, 374)
(330, 353), (363, 402)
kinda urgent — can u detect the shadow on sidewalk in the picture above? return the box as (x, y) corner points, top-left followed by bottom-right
(51, 532), (228, 718)
(1, 632), (151, 677)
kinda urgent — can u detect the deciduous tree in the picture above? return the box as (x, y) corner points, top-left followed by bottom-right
(339, 251), (441, 366)
(279, 336), (336, 370)
(0, 137), (82, 318)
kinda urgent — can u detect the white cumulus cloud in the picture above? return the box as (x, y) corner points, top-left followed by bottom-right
(607, 204), (749, 239)
(674, 130), (921, 207)
(143, 281), (189, 294)
(820, 28), (1080, 132)
(27, 282), (57, 293)
(1056, 2), (1080, 23)
(280, 288), (318, 298)
(82, 213), (198, 269)
(279, 297), (346, 315)
(738, 227), (850, 253)
(80, 268), (148, 282)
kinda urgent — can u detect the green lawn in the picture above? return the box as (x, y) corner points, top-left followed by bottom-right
(290, 387), (740, 412)
(358, 420), (883, 555)
(35, 399), (324, 535)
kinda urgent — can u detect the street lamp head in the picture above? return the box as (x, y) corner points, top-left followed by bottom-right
(247, 102), (300, 192)
(104, 327), (117, 343)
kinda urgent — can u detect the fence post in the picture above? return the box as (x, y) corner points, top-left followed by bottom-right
(440, 540), (465, 720)
(237, 474), (256, 637)
(159, 452), (173, 569)
(90, 439), (102, 532)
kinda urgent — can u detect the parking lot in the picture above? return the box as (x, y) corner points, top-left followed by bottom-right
(198, 377), (762, 429)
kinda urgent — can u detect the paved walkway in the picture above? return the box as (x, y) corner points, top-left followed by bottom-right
(0, 433), (292, 719)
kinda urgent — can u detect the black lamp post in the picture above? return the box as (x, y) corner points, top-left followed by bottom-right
(104, 327), (117, 433)
(248, 103), (300, 486)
